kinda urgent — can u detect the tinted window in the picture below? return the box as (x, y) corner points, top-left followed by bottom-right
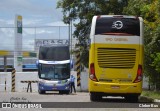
(39, 46), (70, 61)
(95, 17), (140, 36)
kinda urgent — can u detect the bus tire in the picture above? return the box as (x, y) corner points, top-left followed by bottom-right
(90, 93), (102, 101)
(59, 91), (64, 94)
(38, 89), (45, 94)
(125, 95), (139, 103)
(65, 90), (70, 94)
(59, 90), (70, 94)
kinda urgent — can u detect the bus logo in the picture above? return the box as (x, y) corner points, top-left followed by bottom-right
(2, 103), (12, 108)
(112, 21), (123, 29)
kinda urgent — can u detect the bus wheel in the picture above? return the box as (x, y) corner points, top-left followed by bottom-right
(38, 89), (45, 94)
(59, 91), (63, 94)
(65, 90), (70, 94)
(90, 93), (102, 102)
(125, 95), (139, 103)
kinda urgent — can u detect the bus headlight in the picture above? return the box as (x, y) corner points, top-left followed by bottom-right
(41, 86), (44, 89)
(65, 86), (69, 89)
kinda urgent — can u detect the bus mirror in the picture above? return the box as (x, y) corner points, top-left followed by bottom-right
(36, 60), (39, 68)
(70, 60), (73, 69)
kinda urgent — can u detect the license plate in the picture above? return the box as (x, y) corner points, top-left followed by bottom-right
(111, 86), (120, 89)
(52, 87), (57, 89)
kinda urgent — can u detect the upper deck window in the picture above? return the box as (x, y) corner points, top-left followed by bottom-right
(39, 46), (70, 61)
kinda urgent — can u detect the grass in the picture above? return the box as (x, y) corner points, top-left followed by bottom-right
(141, 90), (160, 99)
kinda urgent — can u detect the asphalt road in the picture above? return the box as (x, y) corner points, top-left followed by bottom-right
(0, 92), (159, 111)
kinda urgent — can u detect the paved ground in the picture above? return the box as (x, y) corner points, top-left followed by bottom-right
(1, 92), (90, 102)
(0, 92), (159, 111)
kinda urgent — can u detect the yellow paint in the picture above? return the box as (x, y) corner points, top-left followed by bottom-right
(0, 50), (36, 57)
(89, 43), (143, 95)
(0, 50), (9, 56)
(17, 15), (22, 21)
(22, 52), (29, 57)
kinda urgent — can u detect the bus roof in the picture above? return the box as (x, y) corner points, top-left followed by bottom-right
(95, 15), (140, 19)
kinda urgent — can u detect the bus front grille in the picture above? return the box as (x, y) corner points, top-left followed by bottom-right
(97, 48), (136, 68)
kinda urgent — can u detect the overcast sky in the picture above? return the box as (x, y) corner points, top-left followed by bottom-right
(0, 0), (66, 27)
(0, 0), (69, 51)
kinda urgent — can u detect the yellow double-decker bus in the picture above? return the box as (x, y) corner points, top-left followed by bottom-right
(89, 15), (143, 102)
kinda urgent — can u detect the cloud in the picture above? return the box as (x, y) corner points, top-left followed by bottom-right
(22, 39), (35, 51)
(0, 0), (70, 51)
(0, 0), (63, 21)
(0, 0), (53, 14)
(0, 0), (64, 27)
(0, 23), (69, 51)
(0, 29), (14, 50)
(46, 21), (68, 26)
(0, 19), (14, 26)
(23, 19), (43, 26)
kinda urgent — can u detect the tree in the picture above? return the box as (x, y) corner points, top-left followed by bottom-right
(123, 0), (160, 90)
(57, 0), (128, 67)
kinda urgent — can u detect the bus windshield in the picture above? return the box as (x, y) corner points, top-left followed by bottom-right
(39, 46), (70, 61)
(39, 63), (70, 80)
(95, 17), (140, 36)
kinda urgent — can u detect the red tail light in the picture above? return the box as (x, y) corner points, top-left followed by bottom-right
(89, 63), (98, 82)
(134, 65), (143, 83)
(96, 16), (101, 20)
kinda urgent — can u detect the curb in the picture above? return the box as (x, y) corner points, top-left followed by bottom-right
(139, 96), (160, 103)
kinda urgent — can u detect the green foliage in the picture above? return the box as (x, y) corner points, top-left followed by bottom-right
(142, 90), (160, 99)
(57, 0), (160, 90)
(151, 53), (160, 73)
(57, 0), (128, 67)
(124, 0), (160, 90)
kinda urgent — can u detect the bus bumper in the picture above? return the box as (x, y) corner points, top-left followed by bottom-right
(89, 81), (142, 96)
(38, 83), (70, 91)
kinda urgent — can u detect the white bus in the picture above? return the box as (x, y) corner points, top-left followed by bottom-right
(37, 45), (71, 94)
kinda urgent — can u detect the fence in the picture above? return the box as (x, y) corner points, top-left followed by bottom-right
(0, 70), (149, 92)
(0, 26), (76, 52)
(0, 71), (89, 92)
(0, 72), (38, 92)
